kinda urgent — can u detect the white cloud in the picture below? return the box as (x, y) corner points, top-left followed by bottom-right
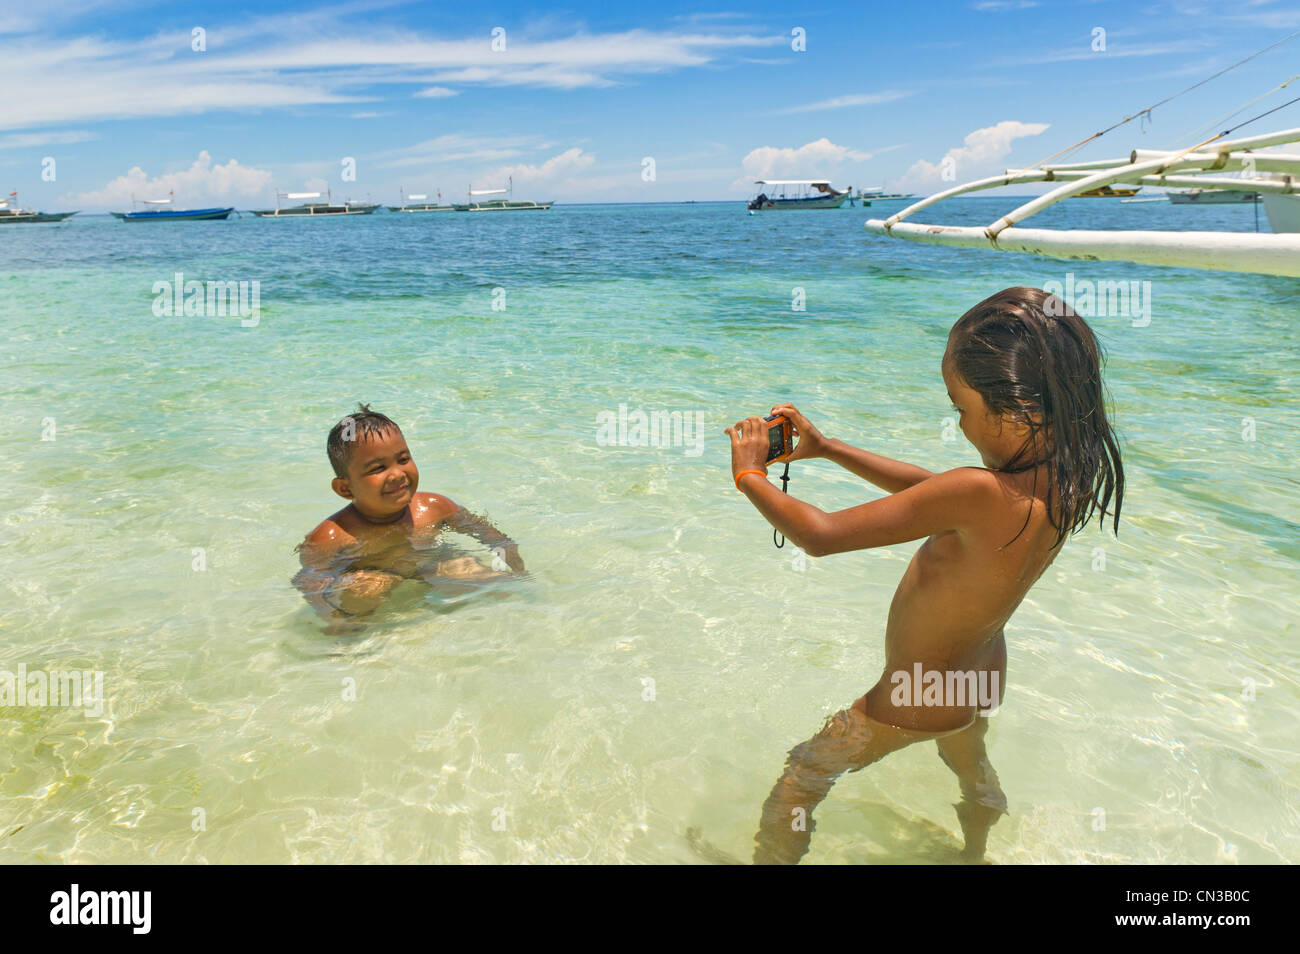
(1, 18), (783, 131)
(62, 150), (274, 210)
(374, 133), (542, 169)
(414, 87), (458, 99)
(895, 120), (1050, 191)
(777, 91), (912, 113)
(486, 147), (595, 190)
(731, 138), (895, 190)
(0, 130), (96, 150)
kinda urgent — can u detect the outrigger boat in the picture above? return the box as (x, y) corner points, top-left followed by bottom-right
(865, 125), (1300, 277)
(111, 193), (233, 221)
(252, 190), (378, 217)
(865, 38), (1300, 277)
(747, 179), (850, 210)
(1075, 184), (1142, 198)
(453, 177), (552, 212)
(1167, 188), (1261, 204)
(387, 189), (455, 212)
(0, 191), (78, 223)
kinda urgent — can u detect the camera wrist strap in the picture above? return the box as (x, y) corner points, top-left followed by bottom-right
(773, 461), (790, 549)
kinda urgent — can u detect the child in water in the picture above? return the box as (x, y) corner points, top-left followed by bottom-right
(727, 287), (1124, 864)
(294, 405), (524, 625)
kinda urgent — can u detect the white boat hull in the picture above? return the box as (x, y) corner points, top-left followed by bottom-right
(1262, 193), (1300, 234)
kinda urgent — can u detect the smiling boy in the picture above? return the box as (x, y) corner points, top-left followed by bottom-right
(294, 404), (524, 622)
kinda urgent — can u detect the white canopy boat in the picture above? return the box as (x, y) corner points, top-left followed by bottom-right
(850, 187), (916, 207)
(865, 126), (1300, 277)
(388, 189), (455, 212)
(747, 180), (850, 210)
(454, 177), (552, 212)
(252, 190), (378, 217)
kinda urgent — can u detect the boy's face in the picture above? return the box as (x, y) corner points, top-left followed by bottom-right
(331, 427), (419, 520)
(942, 356), (1032, 470)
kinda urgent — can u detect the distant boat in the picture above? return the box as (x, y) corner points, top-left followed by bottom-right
(1075, 184), (1141, 198)
(252, 190), (379, 217)
(747, 179), (850, 210)
(850, 187), (916, 207)
(111, 193), (233, 221)
(453, 177), (552, 212)
(387, 189), (455, 213)
(0, 191), (77, 223)
(1168, 188), (1261, 204)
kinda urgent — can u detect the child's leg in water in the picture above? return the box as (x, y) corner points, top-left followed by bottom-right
(753, 697), (943, 865)
(936, 717), (1006, 861)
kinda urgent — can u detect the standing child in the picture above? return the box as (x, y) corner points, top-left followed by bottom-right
(726, 287), (1124, 863)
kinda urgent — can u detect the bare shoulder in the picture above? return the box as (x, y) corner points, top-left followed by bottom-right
(411, 491), (459, 525)
(923, 466), (1000, 500)
(298, 515), (359, 567)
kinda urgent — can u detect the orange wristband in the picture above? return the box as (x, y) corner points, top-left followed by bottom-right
(734, 469), (768, 491)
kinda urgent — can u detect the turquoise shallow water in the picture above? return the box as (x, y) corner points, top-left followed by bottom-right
(1, 200), (1296, 863)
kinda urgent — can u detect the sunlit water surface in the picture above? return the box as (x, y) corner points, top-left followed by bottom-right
(1, 200), (1296, 863)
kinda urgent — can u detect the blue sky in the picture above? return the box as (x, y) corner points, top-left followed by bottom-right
(2, 0), (1298, 209)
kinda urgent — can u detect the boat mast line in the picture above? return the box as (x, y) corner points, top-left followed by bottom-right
(1022, 29), (1300, 172)
(1169, 75), (1299, 149)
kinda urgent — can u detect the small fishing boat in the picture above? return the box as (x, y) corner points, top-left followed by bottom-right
(252, 190), (379, 217)
(747, 180), (850, 210)
(1075, 184), (1141, 198)
(0, 191), (78, 223)
(111, 193), (233, 221)
(1167, 188), (1261, 204)
(453, 177), (552, 212)
(387, 189), (456, 212)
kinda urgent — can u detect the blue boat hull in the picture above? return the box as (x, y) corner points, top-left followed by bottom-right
(112, 207), (234, 221)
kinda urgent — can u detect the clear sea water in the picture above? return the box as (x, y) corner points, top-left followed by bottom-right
(1, 198), (1296, 863)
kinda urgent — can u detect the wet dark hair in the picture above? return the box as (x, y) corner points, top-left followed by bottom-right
(945, 286), (1124, 549)
(327, 404), (401, 478)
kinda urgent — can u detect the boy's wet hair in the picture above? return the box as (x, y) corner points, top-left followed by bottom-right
(327, 404), (401, 478)
(946, 286), (1124, 548)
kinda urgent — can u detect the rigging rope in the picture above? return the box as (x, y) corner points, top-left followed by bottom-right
(1023, 29), (1300, 171)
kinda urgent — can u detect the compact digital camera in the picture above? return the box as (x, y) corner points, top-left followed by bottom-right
(763, 414), (794, 464)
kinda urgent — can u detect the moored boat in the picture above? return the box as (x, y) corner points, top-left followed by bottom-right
(864, 125), (1300, 277)
(747, 179), (850, 210)
(252, 190), (378, 217)
(387, 189), (455, 212)
(453, 177), (552, 212)
(1168, 188), (1261, 204)
(112, 193), (232, 221)
(850, 187), (916, 206)
(1075, 184), (1141, 197)
(0, 191), (79, 223)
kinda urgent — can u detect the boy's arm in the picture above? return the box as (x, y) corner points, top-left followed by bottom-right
(736, 465), (992, 557)
(293, 521), (357, 619)
(438, 500), (525, 572)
